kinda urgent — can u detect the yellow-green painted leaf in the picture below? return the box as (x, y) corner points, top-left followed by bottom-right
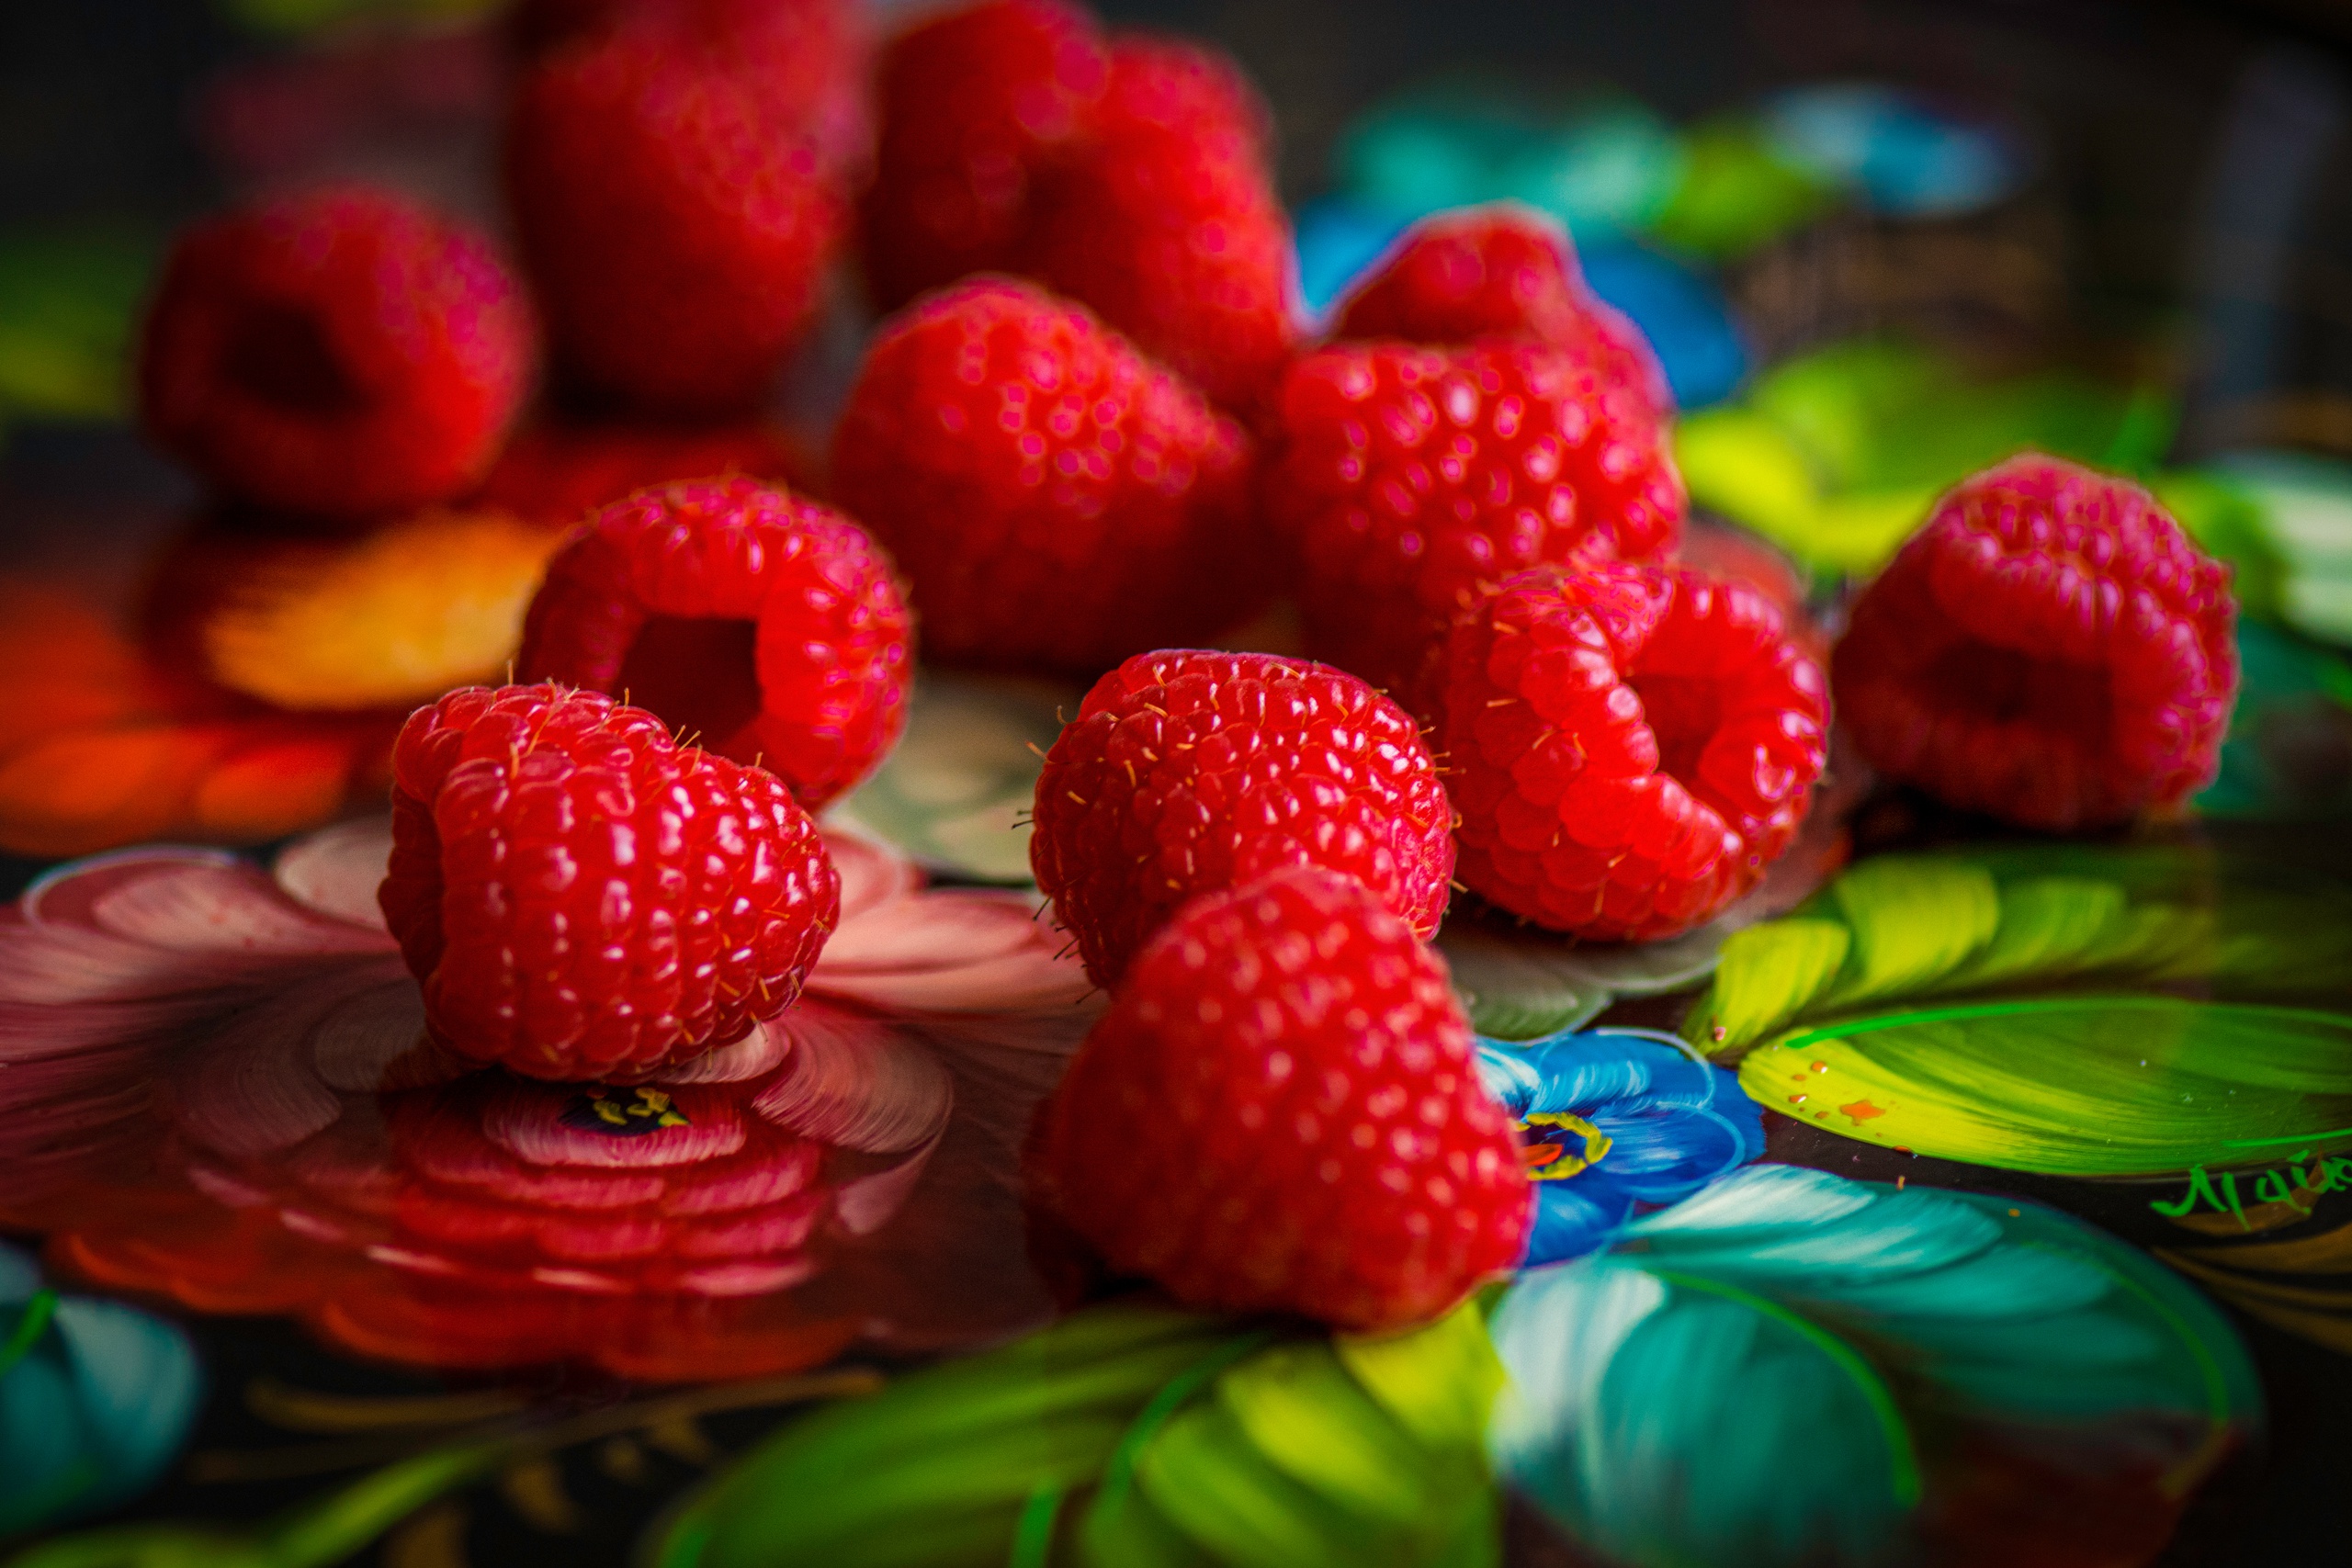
(1815, 858), (1999, 1010)
(1214, 1345), (1430, 1525)
(1334, 1298), (1505, 1454)
(1675, 409), (1822, 537)
(1739, 996), (2352, 1174)
(1685, 918), (1850, 1055)
(1138, 1400), (1372, 1568)
(1928, 875), (2126, 993)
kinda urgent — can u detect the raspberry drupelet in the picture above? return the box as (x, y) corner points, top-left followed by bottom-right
(379, 684), (840, 1082)
(1265, 339), (1686, 702)
(516, 477), (912, 811)
(831, 277), (1258, 677)
(1029, 865), (1532, 1332)
(139, 186), (536, 521)
(1832, 453), (2236, 830)
(1437, 560), (1829, 941)
(1029, 649), (1455, 987)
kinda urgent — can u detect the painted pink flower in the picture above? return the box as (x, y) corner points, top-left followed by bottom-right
(0, 821), (1095, 1381)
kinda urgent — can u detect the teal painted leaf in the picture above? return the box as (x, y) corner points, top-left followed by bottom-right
(655, 1302), (1502, 1568)
(1489, 1165), (2259, 1568)
(0, 1244), (202, 1540)
(836, 671), (1078, 886)
(1685, 845), (2352, 1175)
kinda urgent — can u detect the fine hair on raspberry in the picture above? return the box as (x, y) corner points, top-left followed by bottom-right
(1030, 864), (1532, 1331)
(139, 185), (537, 521)
(1030, 649), (1455, 986)
(1832, 452), (2236, 830)
(516, 475), (912, 810)
(1437, 560), (1829, 941)
(379, 682), (841, 1082)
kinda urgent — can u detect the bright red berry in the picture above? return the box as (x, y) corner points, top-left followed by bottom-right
(508, 0), (869, 176)
(1438, 561), (1828, 940)
(1021, 36), (1297, 411)
(474, 418), (802, 528)
(504, 26), (841, 417)
(1333, 205), (1672, 418)
(516, 476), (910, 810)
(831, 277), (1258, 676)
(1832, 454), (2236, 830)
(1030, 649), (1454, 986)
(1030, 865), (1531, 1332)
(379, 683), (840, 1081)
(1265, 339), (1686, 701)
(858, 0), (1109, 311)
(139, 186), (535, 521)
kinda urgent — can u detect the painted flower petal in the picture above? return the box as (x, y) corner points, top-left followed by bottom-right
(273, 816), (398, 931)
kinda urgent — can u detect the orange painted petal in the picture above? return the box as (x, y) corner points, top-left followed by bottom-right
(202, 509), (565, 711)
(0, 723), (232, 857)
(0, 581), (164, 750)
(192, 730), (376, 840)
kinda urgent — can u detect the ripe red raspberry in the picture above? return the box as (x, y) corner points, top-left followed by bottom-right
(1832, 454), (2236, 830)
(379, 683), (839, 1081)
(1333, 205), (1673, 418)
(1030, 649), (1454, 986)
(1438, 561), (1828, 941)
(474, 418), (801, 527)
(516, 476), (910, 810)
(1266, 339), (1687, 701)
(1030, 865), (1531, 1331)
(139, 186), (535, 521)
(858, 0), (1109, 311)
(507, 0), (868, 175)
(831, 277), (1257, 675)
(1022, 37), (1297, 411)
(504, 25), (841, 417)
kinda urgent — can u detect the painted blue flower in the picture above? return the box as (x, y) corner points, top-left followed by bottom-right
(1476, 1027), (1765, 1266)
(1, 1242), (202, 1538)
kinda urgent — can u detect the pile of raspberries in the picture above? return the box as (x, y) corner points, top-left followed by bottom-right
(134, 0), (2237, 1332)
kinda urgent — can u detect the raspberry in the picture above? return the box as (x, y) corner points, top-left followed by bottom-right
(139, 186), (535, 521)
(504, 25), (841, 417)
(1832, 454), (2236, 830)
(1333, 205), (1673, 417)
(516, 476), (910, 810)
(1030, 649), (1454, 986)
(379, 683), (839, 1081)
(857, 0), (1109, 311)
(1030, 865), (1531, 1331)
(507, 0), (868, 175)
(1438, 561), (1828, 940)
(1265, 339), (1687, 701)
(1021, 36), (1297, 411)
(474, 418), (800, 527)
(831, 277), (1258, 675)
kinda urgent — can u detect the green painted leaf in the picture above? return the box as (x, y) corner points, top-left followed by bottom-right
(1686, 844), (2352, 1055)
(1489, 1165), (2259, 1568)
(655, 1302), (1500, 1568)
(1740, 996), (2352, 1174)
(836, 671), (1077, 885)
(0, 226), (157, 422)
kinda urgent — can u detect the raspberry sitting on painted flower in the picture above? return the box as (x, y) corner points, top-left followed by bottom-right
(1030, 864), (1531, 1331)
(379, 683), (839, 1081)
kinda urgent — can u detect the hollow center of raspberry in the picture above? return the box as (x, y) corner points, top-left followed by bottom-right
(1918, 639), (2112, 741)
(1628, 672), (1724, 786)
(617, 615), (764, 757)
(224, 300), (368, 413)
